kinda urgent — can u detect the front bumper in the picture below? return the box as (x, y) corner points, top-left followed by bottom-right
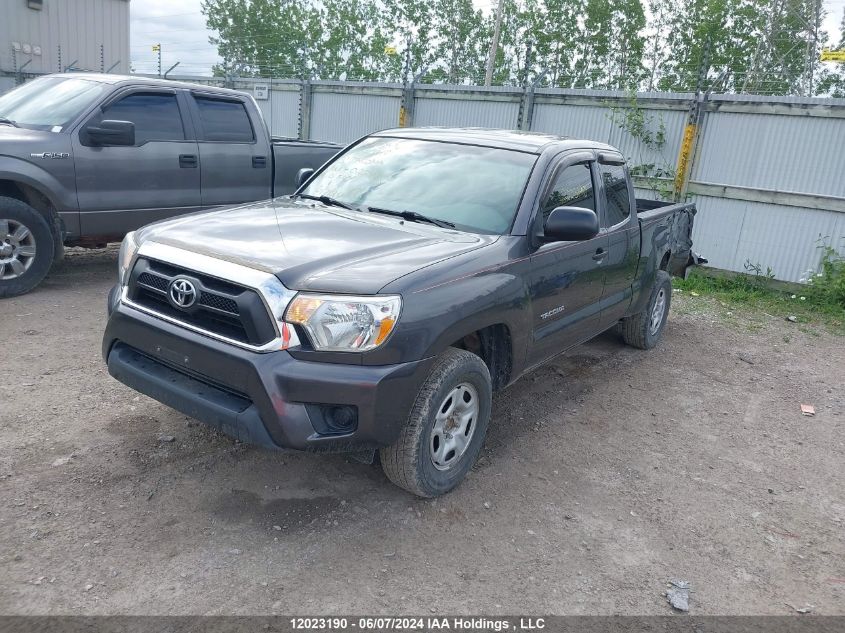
(103, 297), (433, 452)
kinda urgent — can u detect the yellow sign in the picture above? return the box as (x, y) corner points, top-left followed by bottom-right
(820, 49), (845, 62)
(151, 44), (161, 53)
(673, 123), (696, 197)
(384, 46), (397, 56)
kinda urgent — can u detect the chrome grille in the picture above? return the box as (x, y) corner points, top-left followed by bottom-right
(126, 258), (277, 347)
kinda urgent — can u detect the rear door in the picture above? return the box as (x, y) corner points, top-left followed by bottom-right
(187, 92), (272, 207)
(526, 153), (609, 367)
(72, 88), (201, 236)
(596, 159), (640, 328)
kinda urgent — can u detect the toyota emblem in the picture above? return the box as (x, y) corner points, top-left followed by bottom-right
(169, 278), (197, 308)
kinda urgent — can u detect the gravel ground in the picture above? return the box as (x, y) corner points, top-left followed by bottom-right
(1, 248), (843, 615)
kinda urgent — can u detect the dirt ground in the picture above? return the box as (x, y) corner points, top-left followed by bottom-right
(1, 248), (843, 616)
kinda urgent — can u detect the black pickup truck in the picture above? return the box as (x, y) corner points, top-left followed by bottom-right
(103, 128), (699, 497)
(0, 73), (340, 297)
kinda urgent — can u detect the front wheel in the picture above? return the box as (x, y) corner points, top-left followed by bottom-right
(0, 196), (55, 299)
(380, 348), (492, 497)
(621, 270), (672, 349)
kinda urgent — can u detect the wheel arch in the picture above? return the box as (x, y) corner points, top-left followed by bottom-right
(0, 178), (64, 261)
(445, 321), (515, 391)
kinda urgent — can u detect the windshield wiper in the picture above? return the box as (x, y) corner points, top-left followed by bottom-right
(365, 206), (455, 229)
(0, 117), (18, 127)
(295, 193), (355, 210)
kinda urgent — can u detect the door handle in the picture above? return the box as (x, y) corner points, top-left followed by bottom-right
(179, 154), (198, 168)
(592, 248), (607, 261)
(252, 155), (267, 168)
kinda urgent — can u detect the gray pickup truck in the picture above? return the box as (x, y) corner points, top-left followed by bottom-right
(103, 127), (700, 497)
(0, 73), (340, 297)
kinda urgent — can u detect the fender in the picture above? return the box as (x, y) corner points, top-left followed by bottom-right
(0, 156), (77, 212)
(387, 270), (533, 383)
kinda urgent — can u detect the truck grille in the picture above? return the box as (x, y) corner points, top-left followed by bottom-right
(127, 258), (278, 347)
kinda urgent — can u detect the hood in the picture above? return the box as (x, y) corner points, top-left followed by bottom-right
(138, 197), (498, 294)
(0, 124), (57, 147)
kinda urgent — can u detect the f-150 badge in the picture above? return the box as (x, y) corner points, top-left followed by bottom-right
(30, 152), (70, 159)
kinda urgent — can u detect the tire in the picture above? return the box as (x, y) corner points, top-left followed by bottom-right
(0, 196), (55, 299)
(621, 270), (672, 350)
(380, 347), (492, 497)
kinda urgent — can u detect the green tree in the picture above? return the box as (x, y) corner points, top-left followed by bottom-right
(571, 0), (646, 89)
(428, 0), (488, 84)
(309, 0), (393, 81)
(203, 0), (317, 77)
(656, 0), (762, 93)
(818, 9), (845, 97)
(526, 0), (583, 87)
(492, 0), (537, 86)
(381, 0), (437, 81)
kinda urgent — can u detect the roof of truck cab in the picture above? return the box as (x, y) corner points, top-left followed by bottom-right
(50, 72), (246, 96)
(375, 127), (620, 154)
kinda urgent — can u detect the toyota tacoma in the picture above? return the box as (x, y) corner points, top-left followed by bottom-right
(102, 128), (699, 497)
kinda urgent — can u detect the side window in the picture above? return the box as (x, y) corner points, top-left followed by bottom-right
(193, 97), (254, 142)
(96, 93), (185, 144)
(600, 163), (631, 227)
(540, 162), (596, 225)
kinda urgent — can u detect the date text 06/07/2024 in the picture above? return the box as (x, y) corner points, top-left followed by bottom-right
(289, 616), (547, 630)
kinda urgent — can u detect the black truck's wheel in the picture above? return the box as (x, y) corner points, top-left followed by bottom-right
(621, 270), (672, 349)
(380, 347), (492, 497)
(0, 197), (55, 299)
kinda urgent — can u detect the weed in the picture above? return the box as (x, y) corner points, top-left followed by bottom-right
(676, 262), (844, 332)
(801, 238), (845, 311)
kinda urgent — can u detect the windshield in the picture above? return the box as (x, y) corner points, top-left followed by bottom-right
(0, 77), (108, 131)
(302, 136), (537, 234)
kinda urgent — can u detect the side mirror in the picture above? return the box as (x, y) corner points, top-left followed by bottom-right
(86, 120), (135, 146)
(295, 167), (315, 189)
(542, 206), (599, 242)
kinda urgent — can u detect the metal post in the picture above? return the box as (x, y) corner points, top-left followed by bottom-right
(673, 39), (711, 201)
(100, 44), (104, 73)
(57, 45), (61, 73)
(299, 78), (312, 141)
(17, 59), (32, 85)
(400, 68), (427, 128)
(164, 61), (180, 79)
(519, 69), (547, 131)
(484, 0), (505, 86)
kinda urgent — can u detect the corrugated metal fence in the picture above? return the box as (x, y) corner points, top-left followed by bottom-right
(2, 73), (843, 283)
(208, 77), (845, 283)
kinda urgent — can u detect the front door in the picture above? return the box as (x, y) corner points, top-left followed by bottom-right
(527, 156), (608, 367)
(72, 89), (201, 237)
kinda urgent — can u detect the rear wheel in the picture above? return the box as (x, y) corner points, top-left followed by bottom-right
(380, 348), (492, 497)
(0, 197), (55, 298)
(621, 270), (672, 349)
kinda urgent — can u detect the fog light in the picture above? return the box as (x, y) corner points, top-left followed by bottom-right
(305, 404), (358, 435)
(328, 405), (356, 431)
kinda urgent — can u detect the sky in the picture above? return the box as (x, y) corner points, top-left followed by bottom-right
(130, 0), (845, 78)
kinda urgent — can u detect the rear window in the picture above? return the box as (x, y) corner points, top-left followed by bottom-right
(194, 96), (254, 142)
(600, 163), (631, 227)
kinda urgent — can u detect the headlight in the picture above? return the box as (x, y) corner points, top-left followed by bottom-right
(285, 293), (401, 352)
(118, 231), (138, 286)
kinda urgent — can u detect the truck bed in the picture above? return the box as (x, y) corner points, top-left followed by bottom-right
(271, 138), (343, 196)
(635, 198), (699, 277)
